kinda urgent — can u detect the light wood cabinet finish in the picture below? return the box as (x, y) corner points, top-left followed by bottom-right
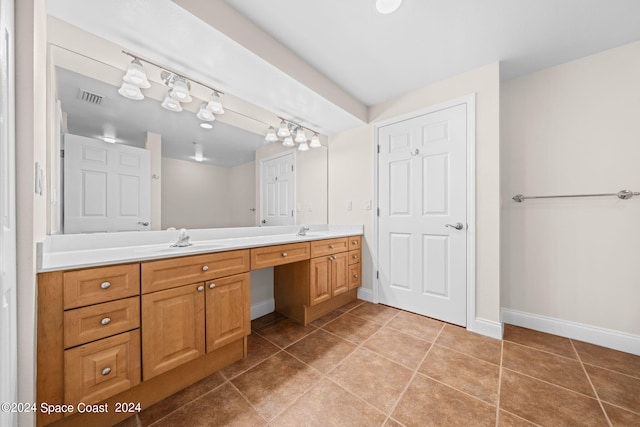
(141, 249), (249, 294)
(63, 330), (141, 406)
(349, 236), (362, 249)
(331, 252), (349, 296)
(64, 297), (140, 349)
(348, 249), (361, 265)
(310, 237), (348, 257)
(309, 252), (349, 306)
(250, 242), (310, 269)
(205, 273), (250, 352)
(142, 283), (205, 380)
(349, 263), (362, 289)
(63, 264), (140, 310)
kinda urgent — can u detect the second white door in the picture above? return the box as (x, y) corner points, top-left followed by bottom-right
(260, 151), (294, 226)
(378, 102), (468, 326)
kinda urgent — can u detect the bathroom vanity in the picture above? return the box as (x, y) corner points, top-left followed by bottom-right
(36, 226), (363, 427)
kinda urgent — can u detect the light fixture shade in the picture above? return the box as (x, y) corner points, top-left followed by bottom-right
(193, 142), (204, 162)
(295, 127), (307, 143)
(282, 136), (294, 147)
(310, 133), (321, 148)
(122, 59), (150, 88)
(169, 78), (192, 102)
(206, 92), (224, 114)
(376, 0), (402, 14)
(265, 126), (278, 142)
(277, 120), (290, 137)
(196, 103), (215, 121)
(161, 94), (182, 112)
(298, 141), (310, 151)
(118, 82), (144, 100)
(200, 122), (213, 129)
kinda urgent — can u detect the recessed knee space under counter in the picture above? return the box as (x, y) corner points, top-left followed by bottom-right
(35, 225), (363, 427)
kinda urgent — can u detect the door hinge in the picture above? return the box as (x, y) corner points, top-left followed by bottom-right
(376, 270), (379, 279)
(60, 149), (64, 158)
(291, 210), (294, 217)
(377, 207), (380, 216)
(291, 165), (294, 172)
(377, 145), (380, 154)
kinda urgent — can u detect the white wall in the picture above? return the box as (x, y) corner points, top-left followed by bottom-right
(228, 161), (256, 227)
(329, 63), (502, 332)
(501, 41), (640, 337)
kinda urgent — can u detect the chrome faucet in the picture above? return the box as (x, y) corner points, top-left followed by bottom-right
(171, 228), (192, 247)
(297, 225), (310, 236)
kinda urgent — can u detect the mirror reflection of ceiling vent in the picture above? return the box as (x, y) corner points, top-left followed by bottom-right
(78, 88), (104, 105)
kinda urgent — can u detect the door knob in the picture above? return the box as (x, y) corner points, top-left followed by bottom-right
(138, 221), (150, 226)
(445, 222), (464, 230)
(261, 219), (267, 224)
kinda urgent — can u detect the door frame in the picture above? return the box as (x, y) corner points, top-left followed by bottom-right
(373, 94), (477, 331)
(258, 149), (296, 226)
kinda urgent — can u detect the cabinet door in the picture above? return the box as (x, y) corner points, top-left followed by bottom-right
(205, 273), (250, 352)
(310, 256), (331, 306)
(349, 263), (362, 290)
(331, 252), (349, 297)
(142, 284), (205, 380)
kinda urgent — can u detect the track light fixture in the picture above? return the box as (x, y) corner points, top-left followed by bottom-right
(265, 118), (322, 150)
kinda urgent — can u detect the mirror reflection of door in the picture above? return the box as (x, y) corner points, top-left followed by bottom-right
(64, 134), (151, 233)
(260, 151), (294, 226)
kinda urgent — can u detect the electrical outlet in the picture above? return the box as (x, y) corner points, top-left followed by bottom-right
(346, 200), (352, 211)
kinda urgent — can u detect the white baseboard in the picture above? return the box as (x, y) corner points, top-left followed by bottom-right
(502, 308), (640, 356)
(467, 317), (503, 340)
(250, 299), (275, 321)
(357, 287), (374, 302)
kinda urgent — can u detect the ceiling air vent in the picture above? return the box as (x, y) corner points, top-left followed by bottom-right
(77, 88), (104, 105)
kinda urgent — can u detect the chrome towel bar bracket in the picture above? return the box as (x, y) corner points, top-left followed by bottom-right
(512, 189), (639, 203)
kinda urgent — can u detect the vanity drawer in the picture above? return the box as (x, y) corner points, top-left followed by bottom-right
(348, 249), (361, 265)
(349, 263), (362, 289)
(250, 242), (310, 269)
(64, 329), (141, 406)
(349, 236), (362, 250)
(310, 238), (348, 257)
(64, 297), (140, 349)
(63, 264), (140, 310)
(142, 249), (250, 293)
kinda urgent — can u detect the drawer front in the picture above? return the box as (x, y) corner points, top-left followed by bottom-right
(310, 238), (348, 258)
(250, 242), (310, 269)
(348, 249), (362, 265)
(63, 264), (140, 310)
(64, 297), (140, 349)
(64, 330), (141, 406)
(141, 249), (249, 293)
(349, 236), (362, 250)
(349, 263), (362, 289)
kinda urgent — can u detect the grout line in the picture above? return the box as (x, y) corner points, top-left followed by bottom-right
(580, 361), (640, 381)
(416, 370), (498, 408)
(430, 342), (501, 367)
(501, 366), (603, 400)
(571, 339), (613, 427)
(495, 340), (504, 427)
(499, 409), (545, 427)
(225, 378), (270, 425)
(503, 339), (582, 362)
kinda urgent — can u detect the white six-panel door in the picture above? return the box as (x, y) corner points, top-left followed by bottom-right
(260, 151), (294, 226)
(64, 134), (151, 233)
(378, 103), (468, 326)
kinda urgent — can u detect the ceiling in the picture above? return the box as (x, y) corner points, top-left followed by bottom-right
(48, 0), (640, 134)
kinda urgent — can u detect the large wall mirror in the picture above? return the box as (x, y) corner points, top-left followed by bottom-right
(46, 17), (328, 234)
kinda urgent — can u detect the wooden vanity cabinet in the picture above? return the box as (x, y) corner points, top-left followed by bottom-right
(309, 251), (348, 306)
(205, 272), (251, 351)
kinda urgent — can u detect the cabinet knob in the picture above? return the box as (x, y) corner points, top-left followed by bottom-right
(202, 265), (209, 272)
(100, 317), (111, 326)
(352, 254), (358, 259)
(197, 285), (204, 292)
(329, 245), (334, 249)
(352, 241), (358, 245)
(282, 252), (288, 257)
(354, 274), (359, 279)
(209, 283), (216, 289)
(329, 255), (336, 261)
(100, 281), (111, 290)
(101, 367), (112, 376)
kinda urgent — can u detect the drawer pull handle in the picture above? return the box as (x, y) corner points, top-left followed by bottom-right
(329, 255), (336, 261)
(202, 265), (209, 272)
(101, 367), (112, 376)
(352, 255), (358, 259)
(282, 252), (288, 257)
(209, 283), (216, 289)
(352, 241), (358, 245)
(354, 274), (359, 279)
(197, 285), (205, 292)
(100, 282), (111, 290)
(100, 317), (111, 326)
(329, 245), (334, 249)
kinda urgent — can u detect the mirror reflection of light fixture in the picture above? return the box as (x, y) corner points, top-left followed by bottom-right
(206, 91), (224, 114)
(294, 127), (307, 143)
(196, 103), (215, 121)
(101, 136), (116, 144)
(277, 119), (290, 138)
(200, 122), (213, 129)
(161, 93), (182, 112)
(298, 141), (310, 151)
(309, 133), (321, 148)
(376, 0), (402, 14)
(265, 126), (278, 142)
(122, 58), (150, 88)
(193, 142), (204, 162)
(282, 136), (295, 147)
(169, 77), (192, 102)
(118, 82), (144, 100)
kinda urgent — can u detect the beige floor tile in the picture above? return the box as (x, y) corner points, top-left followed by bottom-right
(271, 378), (387, 426)
(348, 302), (400, 324)
(502, 341), (593, 396)
(221, 334), (280, 380)
(322, 313), (382, 344)
(500, 369), (607, 426)
(285, 329), (357, 373)
(255, 317), (316, 348)
(435, 324), (502, 365)
(419, 345), (500, 404)
(585, 364), (640, 413)
(364, 326), (431, 369)
(328, 348), (413, 414)
(231, 352), (321, 421)
(310, 308), (345, 327)
(336, 299), (365, 312)
(497, 410), (538, 426)
(392, 375), (496, 427)
(574, 339), (640, 378)
(385, 310), (443, 342)
(603, 403), (640, 426)
(251, 311), (286, 331)
(503, 324), (576, 359)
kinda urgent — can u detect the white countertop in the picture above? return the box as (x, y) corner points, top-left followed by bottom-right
(37, 225), (364, 272)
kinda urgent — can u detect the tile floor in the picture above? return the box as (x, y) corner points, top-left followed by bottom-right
(118, 300), (640, 426)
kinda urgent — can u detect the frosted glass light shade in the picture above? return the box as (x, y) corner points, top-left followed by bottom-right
(161, 94), (182, 112)
(376, 0), (402, 14)
(170, 78), (192, 102)
(265, 126), (278, 142)
(310, 133), (321, 148)
(122, 59), (150, 88)
(298, 141), (310, 151)
(118, 82), (144, 100)
(196, 103), (215, 121)
(294, 127), (307, 143)
(277, 120), (290, 137)
(282, 136), (294, 147)
(206, 92), (224, 114)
